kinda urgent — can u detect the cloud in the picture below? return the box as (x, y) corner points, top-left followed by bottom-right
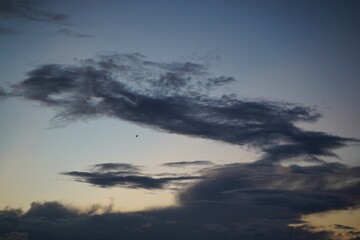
(349, 231), (360, 237)
(205, 76), (235, 89)
(1, 53), (359, 238)
(52, 161), (360, 240)
(0, 0), (77, 38)
(24, 201), (79, 220)
(61, 163), (203, 189)
(0, 0), (69, 24)
(0, 232), (28, 240)
(0, 27), (16, 35)
(0, 181), (357, 240)
(178, 162), (360, 216)
(90, 163), (141, 173)
(0, 87), (7, 99)
(5, 53), (358, 164)
(334, 224), (356, 230)
(54, 28), (92, 38)
(162, 161), (214, 167)
(1, 161), (360, 239)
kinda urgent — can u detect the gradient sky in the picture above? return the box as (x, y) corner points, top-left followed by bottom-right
(0, 1), (359, 239)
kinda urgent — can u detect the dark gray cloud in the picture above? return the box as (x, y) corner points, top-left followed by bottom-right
(0, 26), (16, 35)
(60, 161), (360, 236)
(54, 28), (92, 38)
(334, 224), (356, 230)
(162, 160), (214, 167)
(0, 1), (94, 39)
(349, 231), (360, 237)
(179, 162), (360, 216)
(0, 87), (7, 99)
(0, 232), (28, 240)
(205, 76), (235, 89)
(2, 162), (360, 239)
(90, 163), (141, 173)
(61, 163), (203, 189)
(24, 201), (79, 220)
(5, 53), (358, 164)
(0, 204), (337, 240)
(0, 0), (69, 24)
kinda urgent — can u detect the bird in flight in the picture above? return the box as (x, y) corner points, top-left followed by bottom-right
(136, 135), (138, 138)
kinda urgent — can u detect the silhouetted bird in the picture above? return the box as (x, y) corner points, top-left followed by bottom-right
(136, 135), (138, 137)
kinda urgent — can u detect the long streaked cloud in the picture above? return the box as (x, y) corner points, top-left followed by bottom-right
(90, 163), (141, 173)
(61, 163), (203, 189)
(54, 28), (92, 38)
(162, 160), (214, 167)
(0, 0), (69, 24)
(3, 52), (357, 164)
(334, 224), (356, 230)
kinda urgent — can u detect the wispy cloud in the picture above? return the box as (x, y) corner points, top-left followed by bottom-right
(54, 28), (92, 38)
(162, 161), (214, 167)
(0, 0), (69, 24)
(4, 53), (357, 164)
(0, 26), (17, 35)
(0, 0), (92, 38)
(90, 163), (140, 173)
(334, 224), (356, 230)
(61, 163), (203, 189)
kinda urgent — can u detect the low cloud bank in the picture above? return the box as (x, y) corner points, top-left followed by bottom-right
(1, 162), (359, 240)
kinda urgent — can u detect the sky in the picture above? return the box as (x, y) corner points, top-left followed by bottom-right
(0, 0), (360, 239)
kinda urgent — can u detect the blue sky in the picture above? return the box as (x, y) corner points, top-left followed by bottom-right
(0, 1), (359, 239)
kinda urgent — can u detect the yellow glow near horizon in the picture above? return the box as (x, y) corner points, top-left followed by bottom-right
(302, 209), (360, 239)
(303, 208), (360, 229)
